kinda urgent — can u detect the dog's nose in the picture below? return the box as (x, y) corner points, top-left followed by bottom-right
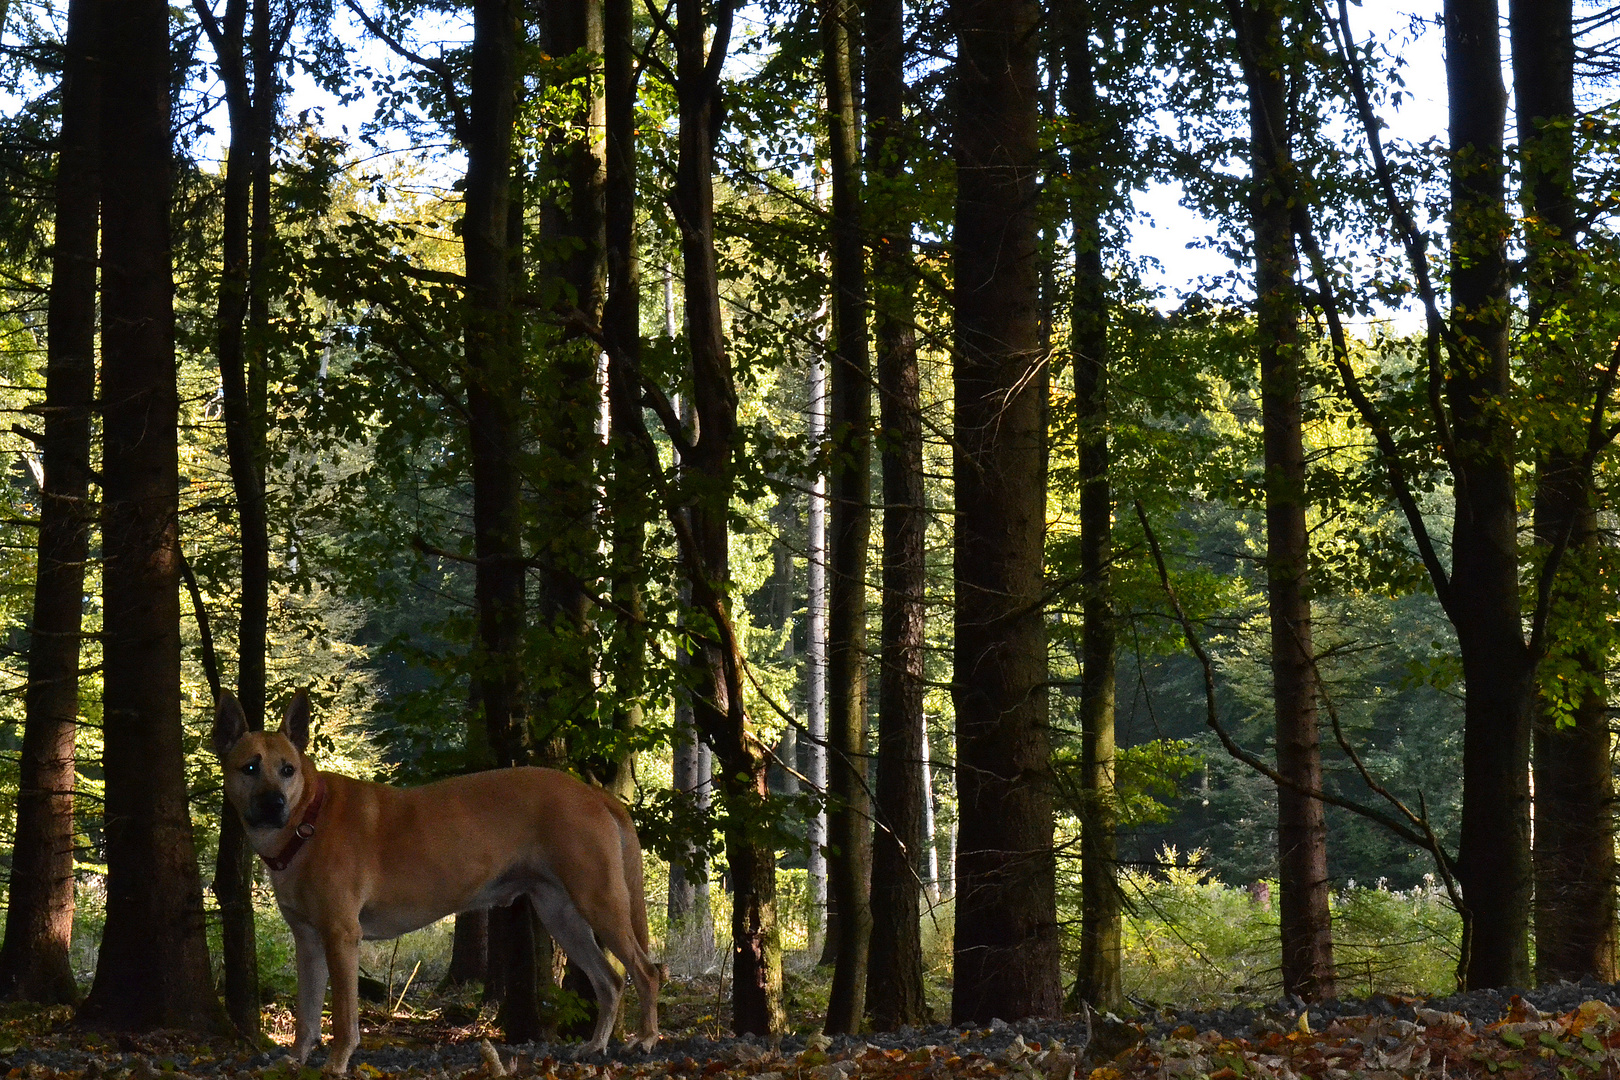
(250, 791), (288, 826)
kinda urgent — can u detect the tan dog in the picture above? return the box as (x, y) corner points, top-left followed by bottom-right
(213, 690), (660, 1073)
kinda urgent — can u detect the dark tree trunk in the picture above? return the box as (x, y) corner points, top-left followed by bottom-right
(194, 0), (282, 1036)
(0, 0), (99, 1007)
(532, 0), (605, 755)
(460, 0), (545, 1041)
(821, 0), (873, 1036)
(466, 0), (524, 771)
(1237, 0), (1334, 1001)
(673, 0), (784, 1033)
(532, 0), (608, 1033)
(1445, 0), (1533, 991)
(446, 908), (489, 986)
(1513, 0), (1618, 983)
(1065, 0), (1123, 1013)
(864, 0), (929, 1030)
(948, 0), (1060, 1025)
(604, 0), (646, 806)
(78, 0), (227, 1033)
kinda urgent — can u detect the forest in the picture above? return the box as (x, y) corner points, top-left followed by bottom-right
(1, 0), (1619, 1057)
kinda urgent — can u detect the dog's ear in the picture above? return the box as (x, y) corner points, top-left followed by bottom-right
(213, 693), (249, 760)
(280, 688), (311, 752)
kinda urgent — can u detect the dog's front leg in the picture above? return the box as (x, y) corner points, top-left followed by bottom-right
(289, 922), (330, 1066)
(322, 923), (363, 1075)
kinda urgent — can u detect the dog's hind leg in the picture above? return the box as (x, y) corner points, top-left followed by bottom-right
(532, 883), (623, 1056)
(595, 919), (661, 1051)
(288, 920), (330, 1065)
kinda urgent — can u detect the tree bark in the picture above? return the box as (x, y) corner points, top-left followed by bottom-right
(1065, 0), (1125, 1013)
(0, 0), (99, 1007)
(532, 0), (606, 758)
(1513, 0), (1618, 983)
(604, 0), (646, 807)
(1236, 0), (1334, 1001)
(668, 692), (714, 956)
(672, 0), (785, 1032)
(78, 0), (227, 1033)
(949, 0), (1060, 1025)
(194, 0), (282, 1036)
(459, 0), (546, 1040)
(807, 350), (830, 951)
(821, 0), (873, 1034)
(446, 908), (489, 986)
(1445, 0), (1534, 991)
(864, 0), (929, 1029)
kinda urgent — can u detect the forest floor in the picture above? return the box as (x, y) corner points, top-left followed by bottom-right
(7, 974), (1620, 1080)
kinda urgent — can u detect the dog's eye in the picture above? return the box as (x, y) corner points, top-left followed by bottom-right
(280, 763), (296, 779)
(242, 762), (258, 776)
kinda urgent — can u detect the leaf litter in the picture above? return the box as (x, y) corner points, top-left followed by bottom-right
(9, 984), (1620, 1080)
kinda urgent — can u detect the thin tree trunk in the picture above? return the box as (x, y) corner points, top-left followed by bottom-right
(0, 0), (98, 1007)
(673, 0), (784, 1032)
(1446, 0), (1534, 991)
(604, 0), (645, 807)
(1065, 0), (1125, 1013)
(194, 0), (280, 1035)
(949, 0), (1060, 1025)
(808, 350), (830, 952)
(920, 732), (939, 904)
(1235, 0), (1334, 1001)
(865, 0), (928, 1029)
(1514, 0), (1618, 983)
(78, 0), (226, 1033)
(821, 0), (872, 1034)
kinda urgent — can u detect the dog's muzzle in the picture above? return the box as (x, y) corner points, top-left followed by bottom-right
(247, 791), (289, 829)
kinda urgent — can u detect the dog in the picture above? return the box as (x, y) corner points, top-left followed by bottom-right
(213, 689), (660, 1072)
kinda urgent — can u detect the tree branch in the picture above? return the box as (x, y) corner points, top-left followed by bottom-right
(343, 0), (471, 144)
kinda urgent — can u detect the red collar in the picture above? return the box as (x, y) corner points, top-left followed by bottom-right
(264, 774), (326, 872)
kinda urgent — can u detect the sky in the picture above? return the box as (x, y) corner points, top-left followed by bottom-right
(1130, 4), (1450, 303)
(269, 2), (1459, 307)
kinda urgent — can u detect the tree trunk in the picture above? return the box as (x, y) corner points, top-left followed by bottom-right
(949, 0), (1060, 1025)
(1445, 0), (1534, 991)
(1513, 0), (1618, 983)
(461, 0), (544, 1040)
(0, 0), (98, 1007)
(532, 0), (606, 758)
(668, 690), (714, 958)
(446, 908), (489, 986)
(1237, 0), (1334, 1001)
(864, 0), (929, 1029)
(1065, 0), (1124, 1013)
(78, 0), (227, 1033)
(821, 0), (872, 1034)
(604, 0), (646, 807)
(195, 0), (281, 1035)
(673, 0), (784, 1032)
(807, 350), (830, 952)
(920, 732), (940, 903)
